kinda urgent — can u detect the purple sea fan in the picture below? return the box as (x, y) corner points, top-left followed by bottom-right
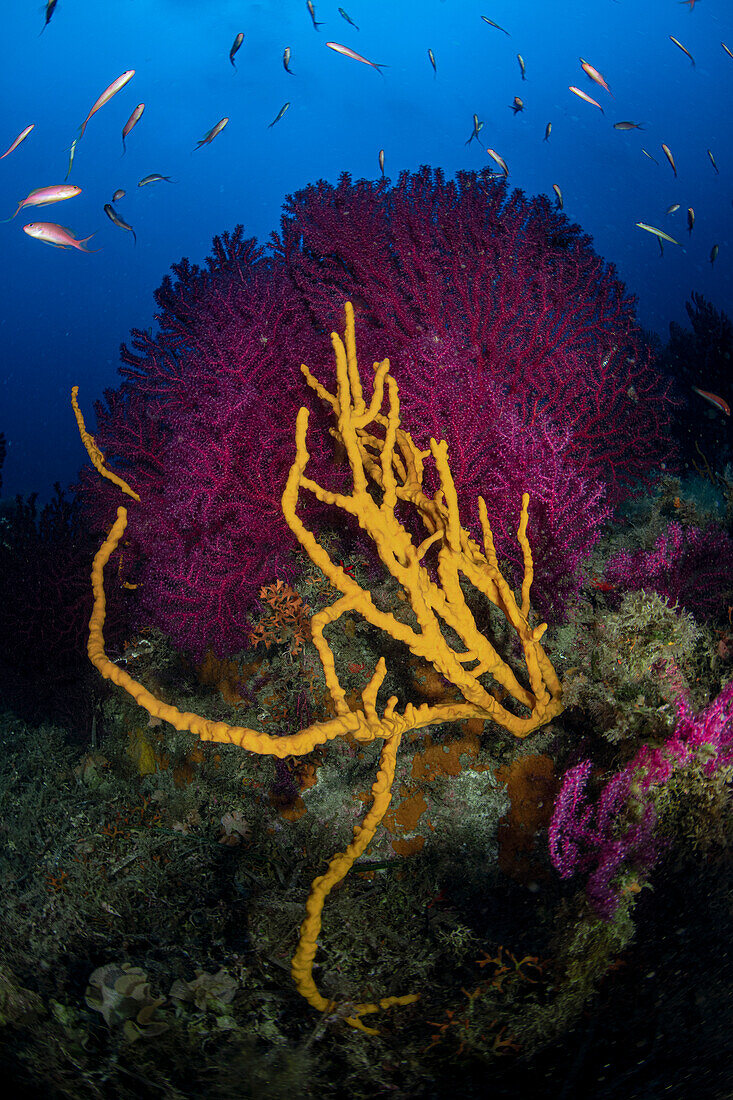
(76, 230), (333, 660)
(274, 166), (675, 614)
(550, 679), (733, 918)
(605, 521), (733, 620)
(549, 760), (659, 919)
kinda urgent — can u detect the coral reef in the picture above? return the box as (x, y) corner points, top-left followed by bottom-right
(75, 233), (331, 660)
(74, 302), (563, 1033)
(550, 677), (733, 918)
(274, 166), (675, 613)
(605, 520), (733, 620)
(75, 168), (675, 660)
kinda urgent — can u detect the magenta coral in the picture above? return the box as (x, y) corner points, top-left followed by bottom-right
(550, 679), (733, 917)
(77, 168), (676, 656)
(77, 230), (334, 659)
(274, 166), (675, 613)
(605, 521), (733, 620)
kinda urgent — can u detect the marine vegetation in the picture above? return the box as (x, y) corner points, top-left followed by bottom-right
(73, 302), (564, 1034)
(76, 167), (675, 660)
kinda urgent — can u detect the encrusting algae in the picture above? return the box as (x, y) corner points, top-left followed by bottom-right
(72, 301), (563, 1034)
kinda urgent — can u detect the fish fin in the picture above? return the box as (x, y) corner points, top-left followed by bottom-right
(78, 234), (102, 253)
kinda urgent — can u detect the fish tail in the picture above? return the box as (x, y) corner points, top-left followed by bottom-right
(78, 234), (102, 253)
(0, 207), (20, 223)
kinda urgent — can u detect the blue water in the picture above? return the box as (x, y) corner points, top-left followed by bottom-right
(1, 0), (731, 500)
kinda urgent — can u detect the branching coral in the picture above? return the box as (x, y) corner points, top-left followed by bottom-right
(73, 303), (563, 1033)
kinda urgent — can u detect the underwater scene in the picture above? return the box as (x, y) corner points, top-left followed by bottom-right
(1, 0), (733, 1096)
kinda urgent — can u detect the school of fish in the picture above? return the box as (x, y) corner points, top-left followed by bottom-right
(2, 0), (729, 431)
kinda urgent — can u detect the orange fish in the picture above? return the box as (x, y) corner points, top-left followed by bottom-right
(569, 85), (604, 113)
(2, 184), (81, 222)
(692, 387), (730, 415)
(580, 58), (613, 96)
(325, 41), (386, 71)
(23, 222), (99, 252)
(79, 70), (135, 140)
(0, 123), (35, 159)
(122, 103), (144, 153)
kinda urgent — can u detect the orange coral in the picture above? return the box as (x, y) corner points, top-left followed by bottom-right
(248, 579), (311, 655)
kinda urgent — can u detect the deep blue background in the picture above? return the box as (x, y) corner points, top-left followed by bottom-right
(1, 0), (731, 500)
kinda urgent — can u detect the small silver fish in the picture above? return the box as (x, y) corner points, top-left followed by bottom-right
(465, 114), (483, 145)
(517, 54), (526, 80)
(65, 138), (77, 180)
(636, 221), (680, 245)
(378, 148), (385, 176)
(661, 143), (677, 176)
(104, 203), (136, 245)
(552, 183), (563, 209)
(687, 207), (695, 234)
(486, 147), (509, 175)
(194, 117), (228, 149)
(428, 48), (436, 75)
(283, 47), (294, 74)
(707, 148), (719, 174)
(338, 7), (359, 30)
(614, 121), (644, 130)
(670, 35), (695, 66)
(40, 0), (58, 36)
(481, 16), (510, 35)
(325, 42), (385, 71)
(544, 122), (552, 141)
(138, 173), (174, 187)
(230, 32), (244, 68)
(666, 203), (680, 214)
(307, 1), (323, 30)
(268, 102), (290, 128)
(710, 243), (719, 266)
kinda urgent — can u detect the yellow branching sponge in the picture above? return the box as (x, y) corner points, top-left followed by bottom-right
(73, 301), (563, 1035)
